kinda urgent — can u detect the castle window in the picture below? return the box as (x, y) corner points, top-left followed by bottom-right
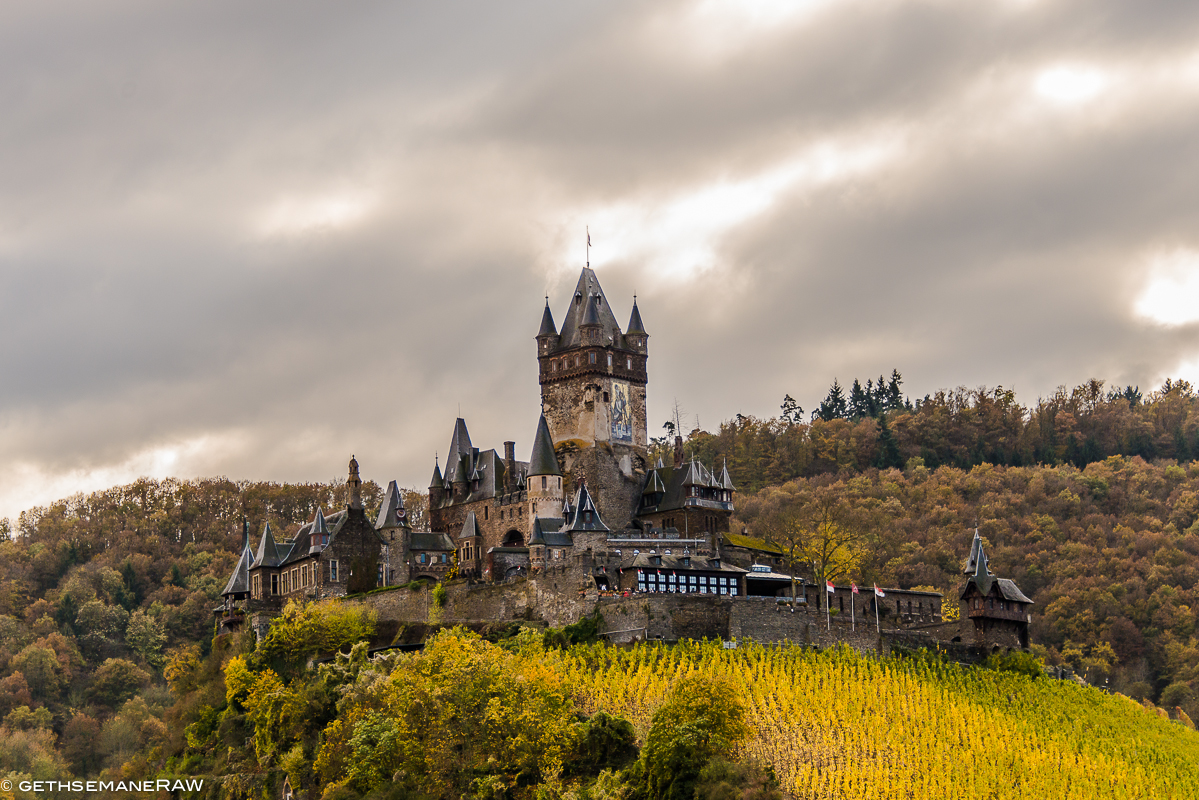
(330, 560), (339, 582)
(542, 476), (547, 489)
(603, 391), (609, 402)
(441, 554), (447, 563)
(270, 574), (279, 595)
(589, 352), (596, 364)
(607, 354), (613, 368)
(574, 356), (580, 367)
(627, 357), (632, 369)
(585, 511), (592, 523)
(552, 360), (558, 371)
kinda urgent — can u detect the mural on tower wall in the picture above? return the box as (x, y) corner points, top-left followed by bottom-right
(611, 381), (632, 442)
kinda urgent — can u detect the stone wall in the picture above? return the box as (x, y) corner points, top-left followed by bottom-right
(350, 572), (1027, 665)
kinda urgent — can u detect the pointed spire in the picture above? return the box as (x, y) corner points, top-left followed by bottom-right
(309, 508), (329, 554)
(581, 293), (602, 327)
(429, 456), (443, 490)
(528, 514), (547, 546)
(242, 517), (251, 551)
(654, 454), (664, 469)
(719, 458), (735, 491)
(538, 297), (558, 337)
(528, 414), (561, 477)
(566, 481), (609, 532)
(561, 493), (574, 525)
(627, 296), (646, 334)
(375, 480), (407, 530)
(458, 511), (481, 540)
(252, 521), (281, 568)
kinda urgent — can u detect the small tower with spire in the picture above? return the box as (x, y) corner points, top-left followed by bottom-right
(527, 414), (564, 516)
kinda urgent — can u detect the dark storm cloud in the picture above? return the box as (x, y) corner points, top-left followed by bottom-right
(3, 0), (1199, 515)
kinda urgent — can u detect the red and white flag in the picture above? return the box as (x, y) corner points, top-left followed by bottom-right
(825, 580), (835, 593)
(874, 584), (886, 598)
(851, 583), (859, 594)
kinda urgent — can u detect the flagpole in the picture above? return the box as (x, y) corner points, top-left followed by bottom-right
(825, 582), (830, 630)
(852, 593), (856, 632)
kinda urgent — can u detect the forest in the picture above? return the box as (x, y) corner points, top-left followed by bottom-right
(2, 374), (1199, 796)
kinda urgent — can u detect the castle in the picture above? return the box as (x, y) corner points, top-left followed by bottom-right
(216, 267), (1032, 654)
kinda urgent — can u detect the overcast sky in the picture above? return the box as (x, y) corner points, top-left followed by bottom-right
(5, 0), (1199, 520)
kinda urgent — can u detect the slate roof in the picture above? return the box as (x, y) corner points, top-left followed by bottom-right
(251, 522), (282, 568)
(637, 457), (734, 516)
(375, 480), (407, 529)
(996, 578), (1033, 604)
(433, 417), (529, 507)
(410, 532), (455, 551)
(308, 508), (329, 555)
(718, 460), (735, 491)
(429, 460), (443, 489)
(566, 482), (609, 532)
(221, 544), (253, 597)
(528, 414), (561, 477)
(459, 511), (482, 540)
(963, 529), (989, 575)
(627, 298), (646, 335)
(538, 299), (558, 337)
(530, 515), (572, 547)
(554, 268), (626, 351)
(958, 537), (1031, 603)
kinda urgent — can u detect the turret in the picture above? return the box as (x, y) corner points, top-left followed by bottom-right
(347, 455), (363, 511)
(529, 515), (548, 573)
(537, 297), (559, 356)
(527, 414), (564, 514)
(626, 296), (647, 354)
(309, 508), (329, 555)
(428, 457), (444, 508)
(579, 293), (603, 345)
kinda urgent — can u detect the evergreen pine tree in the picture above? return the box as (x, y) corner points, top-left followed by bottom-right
(849, 380), (870, 420)
(816, 380), (848, 421)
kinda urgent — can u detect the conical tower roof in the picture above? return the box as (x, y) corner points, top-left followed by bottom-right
(581, 292), (602, 327)
(222, 526), (253, 597)
(528, 515), (547, 546)
(308, 508), (329, 554)
(719, 459), (735, 491)
(556, 268), (624, 348)
(627, 297), (646, 334)
(375, 480), (407, 529)
(528, 414), (561, 477)
(429, 458), (443, 490)
(566, 482), (609, 532)
(538, 299), (558, 337)
(963, 528), (990, 575)
(459, 511), (481, 540)
(251, 521), (281, 568)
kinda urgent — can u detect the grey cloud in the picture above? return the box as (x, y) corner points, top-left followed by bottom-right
(4, 0), (1199, 516)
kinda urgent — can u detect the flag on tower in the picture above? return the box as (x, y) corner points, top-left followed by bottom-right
(874, 584), (886, 598)
(851, 583), (859, 594)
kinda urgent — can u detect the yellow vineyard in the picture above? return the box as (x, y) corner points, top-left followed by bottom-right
(561, 640), (1199, 799)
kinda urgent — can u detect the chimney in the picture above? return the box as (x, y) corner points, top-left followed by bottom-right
(504, 441), (516, 492)
(673, 436), (684, 468)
